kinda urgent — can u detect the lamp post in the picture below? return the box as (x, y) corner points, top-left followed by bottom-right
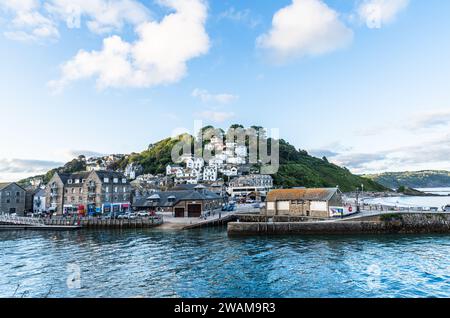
(356, 187), (360, 213)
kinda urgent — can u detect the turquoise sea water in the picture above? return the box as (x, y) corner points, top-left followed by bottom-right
(1, 228), (450, 298)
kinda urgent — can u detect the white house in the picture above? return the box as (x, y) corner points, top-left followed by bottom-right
(227, 156), (246, 165)
(185, 157), (204, 170)
(235, 145), (247, 157)
(166, 164), (184, 176)
(33, 187), (46, 213)
(203, 166), (218, 182)
(124, 162), (142, 180)
(209, 157), (225, 169)
(226, 174), (273, 198)
(221, 166), (238, 177)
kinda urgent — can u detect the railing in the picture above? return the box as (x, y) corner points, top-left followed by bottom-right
(0, 214), (45, 226)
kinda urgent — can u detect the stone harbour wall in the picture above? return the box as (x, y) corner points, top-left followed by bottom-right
(228, 213), (450, 236)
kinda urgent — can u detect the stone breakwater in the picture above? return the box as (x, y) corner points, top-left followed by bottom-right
(227, 213), (450, 236)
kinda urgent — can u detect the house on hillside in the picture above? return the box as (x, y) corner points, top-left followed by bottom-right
(227, 174), (273, 199)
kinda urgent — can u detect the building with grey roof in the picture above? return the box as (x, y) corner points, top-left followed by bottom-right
(133, 188), (224, 218)
(0, 182), (26, 215)
(46, 170), (131, 215)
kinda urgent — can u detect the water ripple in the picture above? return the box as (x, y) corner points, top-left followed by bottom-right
(1, 229), (450, 297)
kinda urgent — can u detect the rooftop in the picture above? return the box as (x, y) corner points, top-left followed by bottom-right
(134, 189), (222, 207)
(267, 188), (339, 202)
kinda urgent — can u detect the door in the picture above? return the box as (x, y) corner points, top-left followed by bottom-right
(187, 204), (202, 217)
(174, 208), (185, 218)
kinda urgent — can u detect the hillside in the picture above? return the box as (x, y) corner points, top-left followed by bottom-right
(273, 140), (387, 192)
(19, 127), (388, 192)
(364, 170), (450, 189)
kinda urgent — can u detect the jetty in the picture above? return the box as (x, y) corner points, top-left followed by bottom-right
(182, 213), (237, 229)
(0, 214), (81, 231)
(227, 211), (450, 236)
(0, 214), (163, 230)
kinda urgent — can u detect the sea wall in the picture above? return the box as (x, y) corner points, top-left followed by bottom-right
(42, 216), (163, 229)
(228, 213), (450, 236)
(235, 214), (325, 223)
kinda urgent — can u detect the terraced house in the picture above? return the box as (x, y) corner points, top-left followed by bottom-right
(0, 182), (26, 215)
(46, 171), (131, 215)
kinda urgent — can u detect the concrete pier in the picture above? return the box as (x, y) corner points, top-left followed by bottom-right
(228, 212), (450, 236)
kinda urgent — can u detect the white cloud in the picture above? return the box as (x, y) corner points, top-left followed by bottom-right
(1, 0), (59, 41)
(192, 88), (238, 104)
(408, 109), (450, 130)
(44, 0), (150, 34)
(197, 111), (235, 123)
(48, 0), (210, 91)
(358, 0), (409, 29)
(0, 0), (150, 41)
(315, 131), (450, 174)
(0, 158), (63, 182)
(218, 7), (261, 28)
(62, 149), (106, 159)
(257, 0), (353, 61)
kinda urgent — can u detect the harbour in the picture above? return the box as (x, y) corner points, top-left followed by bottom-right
(2, 227), (450, 298)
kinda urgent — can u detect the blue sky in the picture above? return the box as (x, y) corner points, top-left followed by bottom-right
(1, 0), (449, 181)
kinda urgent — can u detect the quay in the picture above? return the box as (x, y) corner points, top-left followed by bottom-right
(0, 214), (82, 231)
(43, 216), (163, 229)
(182, 213), (237, 229)
(0, 225), (82, 231)
(227, 212), (450, 236)
(0, 214), (163, 230)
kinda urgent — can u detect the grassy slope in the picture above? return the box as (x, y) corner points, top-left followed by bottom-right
(19, 132), (388, 192)
(274, 140), (387, 192)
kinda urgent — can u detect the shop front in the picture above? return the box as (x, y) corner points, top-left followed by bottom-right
(101, 202), (131, 215)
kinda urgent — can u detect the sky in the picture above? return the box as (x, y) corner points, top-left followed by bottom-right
(0, 0), (449, 182)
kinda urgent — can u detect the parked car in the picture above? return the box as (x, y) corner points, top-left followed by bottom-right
(103, 212), (125, 219)
(137, 211), (150, 217)
(118, 212), (137, 219)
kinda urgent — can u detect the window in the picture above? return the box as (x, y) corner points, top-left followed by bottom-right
(114, 187), (118, 193)
(105, 186), (109, 193)
(123, 187), (127, 193)
(16, 191), (21, 196)
(104, 178), (109, 183)
(6, 199), (10, 204)
(16, 198), (20, 203)
(6, 191), (10, 196)
(82, 179), (86, 183)
(75, 179), (80, 184)
(80, 188), (83, 193)
(113, 178), (118, 183)
(122, 178), (127, 184)
(72, 188), (75, 194)
(68, 179), (73, 184)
